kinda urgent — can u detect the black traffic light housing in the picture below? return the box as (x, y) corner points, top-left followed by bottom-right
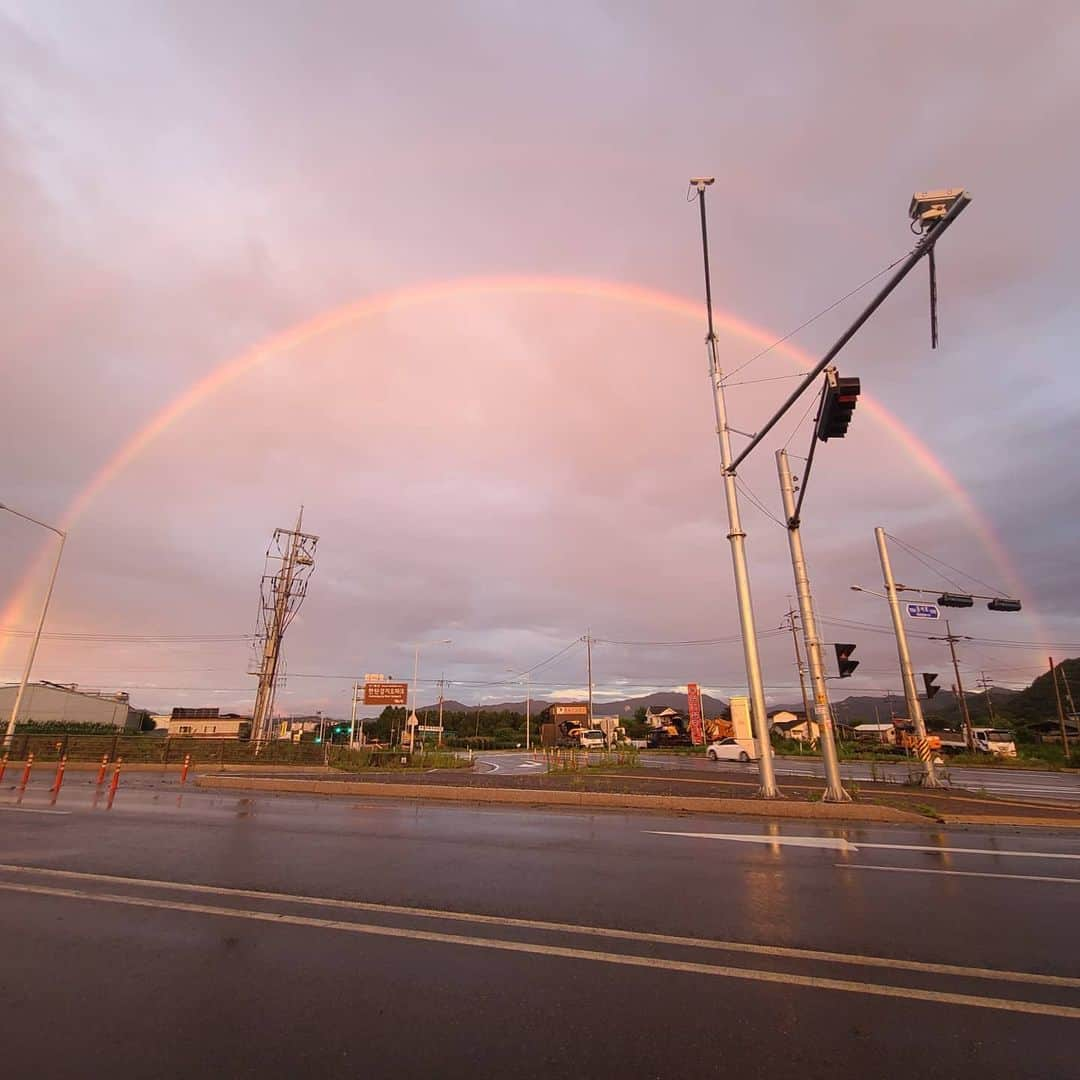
(922, 673), (940, 699)
(816, 370), (861, 441)
(835, 643), (859, 678)
(988, 598), (1022, 612)
(938, 592), (974, 608)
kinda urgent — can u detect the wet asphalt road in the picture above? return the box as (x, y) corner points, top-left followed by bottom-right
(1, 778), (1078, 1078)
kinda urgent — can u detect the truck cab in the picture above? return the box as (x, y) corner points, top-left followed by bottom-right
(971, 727), (1017, 756)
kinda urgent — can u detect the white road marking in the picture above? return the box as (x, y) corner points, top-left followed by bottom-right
(476, 760), (499, 772)
(518, 762), (544, 769)
(2, 862), (1075, 989)
(647, 830), (856, 852)
(648, 830), (1080, 861)
(0, 806), (71, 816)
(1, 878), (1077, 1020)
(839, 864), (1080, 886)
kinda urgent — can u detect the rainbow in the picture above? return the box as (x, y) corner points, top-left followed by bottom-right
(1, 274), (1029, 650)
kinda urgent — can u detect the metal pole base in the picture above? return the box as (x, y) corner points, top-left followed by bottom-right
(823, 785), (852, 803)
(919, 774), (945, 789)
(757, 785), (782, 800)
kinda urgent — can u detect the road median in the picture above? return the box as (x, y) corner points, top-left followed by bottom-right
(195, 774), (925, 822)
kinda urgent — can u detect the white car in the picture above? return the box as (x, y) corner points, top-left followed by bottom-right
(706, 738), (770, 763)
(579, 729), (607, 749)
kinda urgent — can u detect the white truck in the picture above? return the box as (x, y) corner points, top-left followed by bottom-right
(936, 727), (1018, 757)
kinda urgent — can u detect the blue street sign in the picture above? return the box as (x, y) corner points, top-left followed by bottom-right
(905, 602), (940, 620)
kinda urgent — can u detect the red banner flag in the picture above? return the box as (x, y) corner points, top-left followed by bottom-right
(687, 683), (704, 745)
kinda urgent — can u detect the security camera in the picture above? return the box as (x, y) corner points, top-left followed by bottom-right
(909, 188), (965, 229)
(689, 177), (715, 188)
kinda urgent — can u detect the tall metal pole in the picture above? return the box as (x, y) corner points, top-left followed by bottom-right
(437, 677), (445, 747)
(777, 450), (848, 800)
(1049, 657), (1071, 759)
(525, 672), (531, 751)
(409, 645), (421, 752)
(3, 515), (66, 748)
(875, 527), (940, 786)
(943, 621), (974, 751)
(785, 607), (812, 730)
(349, 682), (359, 748)
(693, 180), (779, 797)
(586, 632), (593, 727)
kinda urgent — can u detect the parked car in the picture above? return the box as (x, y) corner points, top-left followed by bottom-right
(706, 737), (771, 763)
(579, 729), (607, 750)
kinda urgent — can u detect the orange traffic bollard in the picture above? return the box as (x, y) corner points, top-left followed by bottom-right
(18, 751), (34, 791)
(0, 752), (8, 784)
(106, 758), (122, 809)
(179, 753), (191, 785)
(50, 755), (67, 804)
(96, 754), (109, 786)
(50, 754), (67, 795)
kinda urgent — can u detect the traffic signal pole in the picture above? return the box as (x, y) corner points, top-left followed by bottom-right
(875, 528), (941, 786)
(694, 181), (779, 798)
(777, 450), (849, 801)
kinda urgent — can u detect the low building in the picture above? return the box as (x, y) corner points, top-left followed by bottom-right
(769, 710), (820, 744)
(169, 707), (251, 739)
(644, 706), (683, 729)
(0, 681), (142, 730)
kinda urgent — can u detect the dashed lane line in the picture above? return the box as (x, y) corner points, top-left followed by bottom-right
(0, 862), (1076, 991)
(0, 879), (1077, 1020)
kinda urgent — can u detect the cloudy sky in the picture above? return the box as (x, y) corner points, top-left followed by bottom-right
(2, 1), (1079, 719)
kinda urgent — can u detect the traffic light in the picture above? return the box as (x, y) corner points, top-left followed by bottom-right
(834, 643), (859, 678)
(988, 598), (1022, 612)
(922, 673), (940, 699)
(937, 592), (974, 608)
(816, 370), (861, 441)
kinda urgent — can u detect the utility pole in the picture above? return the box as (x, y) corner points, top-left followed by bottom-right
(524, 672), (531, 751)
(437, 677), (445, 747)
(784, 607), (812, 731)
(977, 672), (997, 725)
(777, 450), (848, 800)
(931, 621), (974, 751)
(1059, 663), (1078, 733)
(250, 509), (319, 746)
(585, 632), (594, 727)
(1049, 657), (1071, 759)
(349, 681), (360, 748)
(875, 527), (940, 786)
(692, 178), (779, 798)
(1, 504), (66, 749)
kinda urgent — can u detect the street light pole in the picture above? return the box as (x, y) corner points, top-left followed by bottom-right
(692, 179), (779, 798)
(874, 527), (940, 786)
(408, 639), (451, 752)
(776, 451), (849, 800)
(2, 503), (67, 748)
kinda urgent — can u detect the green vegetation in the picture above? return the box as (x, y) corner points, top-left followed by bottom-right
(329, 747), (469, 771)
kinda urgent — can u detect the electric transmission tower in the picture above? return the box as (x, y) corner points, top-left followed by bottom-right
(249, 508), (319, 744)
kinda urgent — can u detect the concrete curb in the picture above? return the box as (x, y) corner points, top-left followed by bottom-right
(195, 774), (927, 823)
(938, 813), (1080, 829)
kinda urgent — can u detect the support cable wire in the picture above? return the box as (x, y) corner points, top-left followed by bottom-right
(884, 533), (1008, 597)
(722, 252), (910, 383)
